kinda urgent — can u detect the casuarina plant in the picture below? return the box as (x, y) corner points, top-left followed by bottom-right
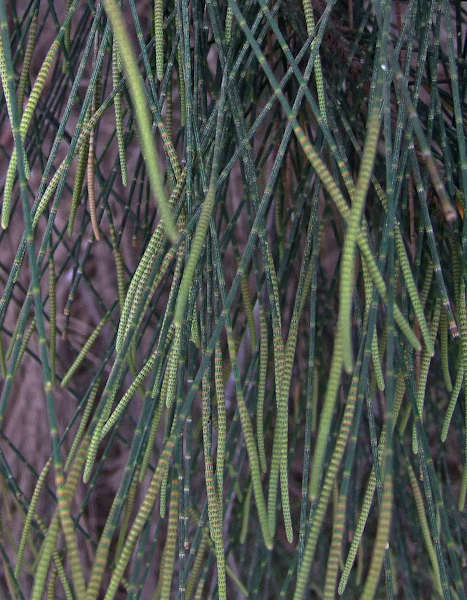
(0, 0), (466, 598)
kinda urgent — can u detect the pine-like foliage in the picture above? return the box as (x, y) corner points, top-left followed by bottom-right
(0, 1), (466, 599)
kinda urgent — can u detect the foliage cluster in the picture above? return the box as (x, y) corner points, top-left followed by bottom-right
(0, 0), (467, 599)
